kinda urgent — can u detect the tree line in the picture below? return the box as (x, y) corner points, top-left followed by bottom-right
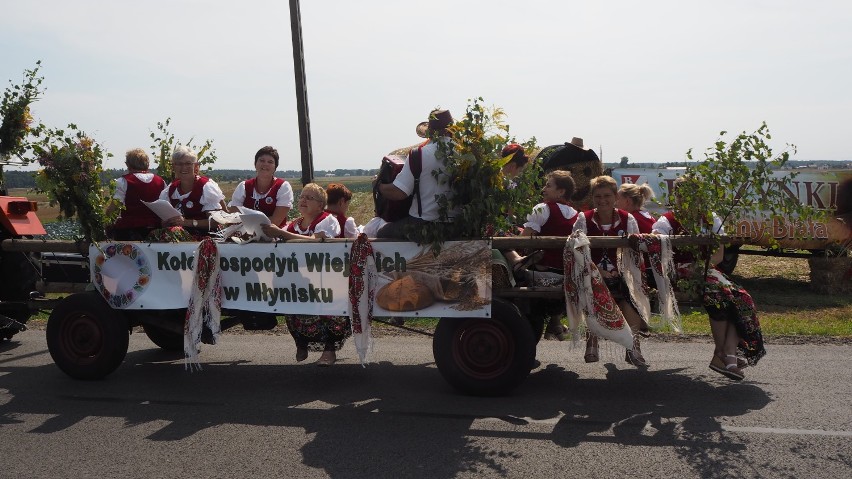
(1, 168), (380, 189)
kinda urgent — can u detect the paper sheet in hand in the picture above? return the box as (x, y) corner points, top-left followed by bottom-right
(238, 206), (272, 238)
(142, 200), (182, 221)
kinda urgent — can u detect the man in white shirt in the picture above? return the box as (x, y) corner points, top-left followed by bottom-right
(375, 109), (455, 239)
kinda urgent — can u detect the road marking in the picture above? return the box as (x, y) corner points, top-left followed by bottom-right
(722, 425), (852, 437)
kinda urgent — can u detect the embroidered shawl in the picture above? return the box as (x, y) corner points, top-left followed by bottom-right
(184, 238), (222, 370)
(564, 231), (634, 350)
(349, 233), (377, 366)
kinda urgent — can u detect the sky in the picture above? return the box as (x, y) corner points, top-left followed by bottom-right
(1, 0), (850, 173)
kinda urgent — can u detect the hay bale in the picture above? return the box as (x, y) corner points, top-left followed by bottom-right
(808, 256), (852, 295)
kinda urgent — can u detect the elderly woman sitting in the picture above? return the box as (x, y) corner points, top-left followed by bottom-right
(106, 148), (166, 240)
(159, 145), (226, 237)
(262, 183), (348, 366)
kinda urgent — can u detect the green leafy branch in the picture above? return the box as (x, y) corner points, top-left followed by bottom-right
(664, 122), (824, 244)
(149, 117), (219, 180)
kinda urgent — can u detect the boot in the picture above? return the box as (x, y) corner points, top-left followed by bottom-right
(625, 334), (649, 368)
(584, 334), (599, 363)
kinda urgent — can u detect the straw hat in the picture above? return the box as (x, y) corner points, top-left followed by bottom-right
(567, 137), (587, 150)
(415, 109), (454, 138)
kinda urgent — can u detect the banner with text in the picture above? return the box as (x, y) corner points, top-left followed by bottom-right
(90, 240), (492, 317)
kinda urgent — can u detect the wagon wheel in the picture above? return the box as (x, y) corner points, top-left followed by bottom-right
(46, 291), (129, 380)
(142, 324), (184, 352)
(432, 298), (535, 396)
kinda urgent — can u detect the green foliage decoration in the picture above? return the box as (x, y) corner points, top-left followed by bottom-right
(661, 122), (825, 294)
(664, 122), (823, 238)
(406, 97), (542, 250)
(149, 117), (219, 181)
(32, 125), (116, 241)
(0, 62), (46, 186)
(0, 62), (44, 159)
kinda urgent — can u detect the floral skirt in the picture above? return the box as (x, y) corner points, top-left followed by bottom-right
(692, 267), (766, 366)
(286, 314), (351, 352)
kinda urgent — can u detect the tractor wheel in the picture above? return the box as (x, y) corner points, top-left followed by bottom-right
(433, 299), (535, 396)
(46, 291), (129, 380)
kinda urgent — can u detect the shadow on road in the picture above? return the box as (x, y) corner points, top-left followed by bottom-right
(0, 343), (772, 478)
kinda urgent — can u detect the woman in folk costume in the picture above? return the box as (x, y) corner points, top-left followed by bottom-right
(617, 182), (659, 299)
(227, 145), (293, 227)
(504, 170), (579, 340)
(325, 183), (360, 238)
(573, 175), (651, 367)
(106, 148), (166, 241)
(617, 183), (657, 234)
(159, 145), (226, 238)
(652, 176), (765, 381)
(262, 183), (349, 366)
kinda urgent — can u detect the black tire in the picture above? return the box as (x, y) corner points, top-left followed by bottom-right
(142, 324), (184, 352)
(0, 250), (38, 301)
(717, 245), (740, 275)
(529, 313), (546, 345)
(433, 299), (536, 396)
(46, 291), (129, 380)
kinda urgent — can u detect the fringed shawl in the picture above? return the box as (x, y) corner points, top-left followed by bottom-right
(630, 234), (682, 333)
(184, 238), (222, 370)
(564, 231), (634, 350)
(348, 233), (377, 366)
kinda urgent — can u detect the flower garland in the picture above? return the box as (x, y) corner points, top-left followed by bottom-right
(33, 127), (115, 241)
(0, 62), (43, 167)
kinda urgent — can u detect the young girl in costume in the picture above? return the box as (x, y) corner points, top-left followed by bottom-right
(505, 170), (579, 341)
(573, 176), (650, 367)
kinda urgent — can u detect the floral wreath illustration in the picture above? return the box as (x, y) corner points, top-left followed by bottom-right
(93, 243), (151, 308)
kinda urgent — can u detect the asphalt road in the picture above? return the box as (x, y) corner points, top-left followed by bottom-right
(1, 329), (850, 478)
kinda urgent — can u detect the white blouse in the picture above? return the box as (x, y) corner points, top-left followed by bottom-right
(228, 178), (294, 209)
(288, 214), (341, 238)
(522, 202), (578, 232)
(159, 177), (225, 212)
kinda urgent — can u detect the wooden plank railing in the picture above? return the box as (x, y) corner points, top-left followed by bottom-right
(1, 235), (723, 254)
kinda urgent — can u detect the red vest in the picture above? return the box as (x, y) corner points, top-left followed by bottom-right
(326, 210), (349, 238)
(285, 211), (331, 236)
(631, 209), (656, 234)
(583, 208), (631, 270)
(114, 173), (166, 229)
(243, 177), (286, 220)
(168, 176), (210, 220)
(661, 211), (698, 264)
(539, 202), (578, 269)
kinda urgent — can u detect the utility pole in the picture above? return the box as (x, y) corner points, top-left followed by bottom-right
(289, 0), (314, 185)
